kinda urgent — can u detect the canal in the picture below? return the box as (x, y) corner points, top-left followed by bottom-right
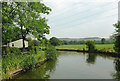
(14, 51), (120, 79)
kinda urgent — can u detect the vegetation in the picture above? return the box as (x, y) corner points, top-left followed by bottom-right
(56, 44), (114, 52)
(2, 2), (51, 48)
(45, 45), (57, 60)
(85, 40), (96, 52)
(113, 59), (120, 80)
(2, 47), (45, 79)
(86, 53), (97, 64)
(49, 37), (62, 46)
(101, 38), (106, 44)
(113, 21), (120, 53)
(61, 39), (113, 45)
(2, 2), (21, 45)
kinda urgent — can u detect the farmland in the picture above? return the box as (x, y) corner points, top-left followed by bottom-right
(56, 44), (114, 52)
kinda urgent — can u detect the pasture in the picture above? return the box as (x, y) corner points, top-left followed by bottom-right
(56, 44), (114, 52)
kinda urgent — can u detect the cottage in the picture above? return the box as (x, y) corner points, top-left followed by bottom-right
(6, 39), (28, 48)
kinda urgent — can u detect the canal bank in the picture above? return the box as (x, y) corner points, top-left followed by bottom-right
(56, 49), (120, 58)
(2, 58), (48, 80)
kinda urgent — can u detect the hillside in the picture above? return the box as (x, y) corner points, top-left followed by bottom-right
(58, 37), (101, 41)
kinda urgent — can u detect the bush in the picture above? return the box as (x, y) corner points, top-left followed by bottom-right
(20, 55), (37, 71)
(86, 40), (96, 52)
(2, 47), (21, 56)
(45, 45), (57, 60)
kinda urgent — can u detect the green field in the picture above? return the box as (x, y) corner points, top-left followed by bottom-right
(56, 44), (114, 52)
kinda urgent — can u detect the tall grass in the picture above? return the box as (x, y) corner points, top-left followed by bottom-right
(2, 46), (45, 79)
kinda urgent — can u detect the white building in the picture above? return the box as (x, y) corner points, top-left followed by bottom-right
(6, 39), (28, 48)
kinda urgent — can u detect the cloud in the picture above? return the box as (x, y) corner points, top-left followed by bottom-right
(43, 0), (119, 38)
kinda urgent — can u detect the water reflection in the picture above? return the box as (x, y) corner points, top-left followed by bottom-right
(44, 59), (58, 79)
(112, 59), (120, 80)
(86, 53), (97, 64)
(14, 52), (120, 79)
(16, 58), (58, 79)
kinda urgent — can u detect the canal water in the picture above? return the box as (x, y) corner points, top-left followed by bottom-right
(15, 51), (120, 79)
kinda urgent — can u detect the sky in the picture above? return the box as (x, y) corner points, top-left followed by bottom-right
(42, 0), (119, 39)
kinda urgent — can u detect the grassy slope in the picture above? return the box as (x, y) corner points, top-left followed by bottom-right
(2, 50), (46, 79)
(56, 44), (114, 51)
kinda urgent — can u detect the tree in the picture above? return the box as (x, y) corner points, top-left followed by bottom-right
(14, 2), (51, 48)
(86, 40), (96, 52)
(112, 59), (120, 80)
(101, 38), (105, 44)
(2, 2), (51, 48)
(42, 38), (49, 46)
(63, 40), (69, 45)
(113, 21), (120, 53)
(49, 37), (62, 46)
(2, 2), (21, 45)
(81, 40), (85, 44)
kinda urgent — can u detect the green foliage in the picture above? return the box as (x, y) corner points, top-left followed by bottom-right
(86, 53), (97, 64)
(49, 37), (62, 46)
(2, 46), (44, 79)
(85, 40), (96, 52)
(32, 40), (40, 46)
(62, 40), (69, 45)
(61, 39), (113, 45)
(45, 45), (57, 60)
(27, 37), (40, 52)
(56, 44), (114, 52)
(2, 47), (21, 56)
(112, 59), (120, 80)
(113, 21), (120, 53)
(2, 48), (23, 79)
(101, 38), (106, 44)
(2, 2), (51, 48)
(42, 38), (49, 46)
(20, 55), (37, 71)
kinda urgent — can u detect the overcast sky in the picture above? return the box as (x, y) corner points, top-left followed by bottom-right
(43, 0), (119, 39)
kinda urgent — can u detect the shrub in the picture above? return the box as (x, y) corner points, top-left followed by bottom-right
(20, 55), (37, 71)
(2, 47), (21, 56)
(45, 45), (57, 60)
(86, 40), (96, 52)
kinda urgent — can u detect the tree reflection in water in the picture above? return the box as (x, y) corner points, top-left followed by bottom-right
(112, 59), (120, 80)
(86, 53), (97, 64)
(44, 59), (58, 79)
(15, 58), (58, 79)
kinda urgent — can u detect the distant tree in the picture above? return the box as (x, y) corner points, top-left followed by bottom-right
(49, 37), (62, 46)
(101, 38), (106, 44)
(81, 40), (85, 44)
(63, 40), (69, 45)
(86, 40), (96, 52)
(113, 21), (120, 53)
